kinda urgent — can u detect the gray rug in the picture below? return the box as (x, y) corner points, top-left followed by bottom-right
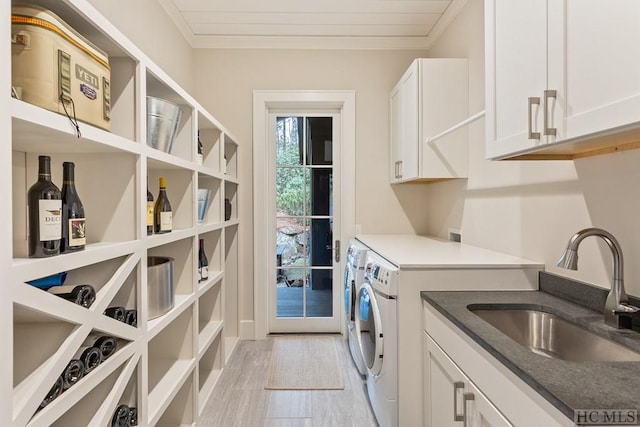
(264, 336), (345, 390)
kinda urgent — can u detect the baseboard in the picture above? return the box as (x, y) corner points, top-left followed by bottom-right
(240, 320), (256, 340)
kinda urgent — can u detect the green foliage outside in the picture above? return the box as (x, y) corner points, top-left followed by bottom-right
(276, 118), (306, 216)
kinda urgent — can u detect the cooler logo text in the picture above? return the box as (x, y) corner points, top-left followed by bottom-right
(80, 83), (97, 100)
(75, 64), (99, 89)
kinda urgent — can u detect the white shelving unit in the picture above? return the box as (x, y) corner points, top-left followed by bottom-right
(3, 0), (241, 425)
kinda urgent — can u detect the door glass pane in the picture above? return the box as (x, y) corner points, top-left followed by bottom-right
(306, 117), (333, 165)
(310, 168), (332, 216)
(276, 116), (303, 166)
(276, 267), (307, 317)
(310, 219), (332, 267)
(276, 167), (307, 215)
(307, 269), (333, 317)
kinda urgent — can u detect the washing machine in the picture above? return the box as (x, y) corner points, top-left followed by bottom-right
(355, 251), (399, 427)
(344, 239), (369, 375)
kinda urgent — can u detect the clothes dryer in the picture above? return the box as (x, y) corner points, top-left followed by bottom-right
(344, 239), (368, 375)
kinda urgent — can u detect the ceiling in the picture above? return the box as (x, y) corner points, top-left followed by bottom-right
(158, 0), (468, 50)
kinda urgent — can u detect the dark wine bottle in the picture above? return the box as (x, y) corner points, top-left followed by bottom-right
(104, 306), (126, 322)
(28, 155), (62, 257)
(92, 336), (117, 359)
(128, 407), (138, 426)
(74, 346), (103, 374)
(39, 375), (64, 409)
(124, 309), (137, 327)
(111, 404), (130, 427)
(147, 183), (154, 236)
(61, 359), (85, 390)
(197, 130), (204, 165)
(154, 177), (172, 233)
(60, 161), (86, 253)
(198, 238), (209, 283)
(47, 284), (96, 308)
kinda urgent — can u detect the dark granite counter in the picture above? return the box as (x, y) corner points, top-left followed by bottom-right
(421, 272), (640, 421)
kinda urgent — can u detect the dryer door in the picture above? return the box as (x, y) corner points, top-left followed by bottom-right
(355, 282), (384, 375)
(344, 264), (354, 321)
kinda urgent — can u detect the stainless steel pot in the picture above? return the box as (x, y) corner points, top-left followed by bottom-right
(147, 256), (174, 319)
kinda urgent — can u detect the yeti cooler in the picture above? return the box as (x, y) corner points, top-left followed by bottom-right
(11, 4), (111, 131)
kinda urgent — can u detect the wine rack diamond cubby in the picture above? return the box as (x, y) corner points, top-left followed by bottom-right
(2, 0), (241, 425)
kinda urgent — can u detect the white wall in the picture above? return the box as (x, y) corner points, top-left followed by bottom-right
(193, 49), (433, 326)
(426, 0), (640, 294)
(88, 0), (194, 91)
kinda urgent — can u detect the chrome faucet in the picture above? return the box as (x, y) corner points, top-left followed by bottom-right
(557, 228), (639, 329)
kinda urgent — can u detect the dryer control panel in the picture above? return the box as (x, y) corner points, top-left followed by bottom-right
(365, 252), (399, 296)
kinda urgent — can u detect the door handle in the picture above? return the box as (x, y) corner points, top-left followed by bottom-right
(326, 240), (340, 262)
(453, 381), (464, 421)
(463, 392), (475, 427)
(544, 89), (557, 136)
(528, 97), (541, 140)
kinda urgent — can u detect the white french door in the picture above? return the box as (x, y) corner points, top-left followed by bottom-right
(268, 111), (341, 333)
(253, 90), (355, 339)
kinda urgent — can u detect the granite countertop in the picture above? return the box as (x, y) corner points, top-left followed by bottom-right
(422, 280), (640, 420)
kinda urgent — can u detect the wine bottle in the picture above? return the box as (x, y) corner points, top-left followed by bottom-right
(39, 375), (64, 409)
(111, 404), (130, 427)
(60, 161), (86, 253)
(198, 238), (209, 283)
(28, 155), (62, 257)
(128, 407), (138, 426)
(61, 359), (85, 390)
(104, 306), (126, 322)
(153, 177), (172, 233)
(147, 180), (154, 235)
(91, 336), (117, 359)
(47, 284), (96, 308)
(197, 130), (204, 165)
(124, 309), (137, 327)
(74, 346), (103, 374)
(223, 154), (227, 174)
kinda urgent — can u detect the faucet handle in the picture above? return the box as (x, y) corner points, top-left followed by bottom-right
(613, 303), (640, 316)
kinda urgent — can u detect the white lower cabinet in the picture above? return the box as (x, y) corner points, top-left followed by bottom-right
(423, 332), (512, 427)
(423, 302), (573, 427)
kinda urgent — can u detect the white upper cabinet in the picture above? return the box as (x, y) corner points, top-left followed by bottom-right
(390, 58), (469, 183)
(486, 0), (640, 160)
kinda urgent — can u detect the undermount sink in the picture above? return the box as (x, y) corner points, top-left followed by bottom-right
(469, 305), (640, 362)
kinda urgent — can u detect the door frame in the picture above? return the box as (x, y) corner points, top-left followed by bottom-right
(253, 90), (356, 339)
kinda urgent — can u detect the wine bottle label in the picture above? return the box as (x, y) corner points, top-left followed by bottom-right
(202, 266), (209, 280)
(146, 201), (154, 226)
(196, 153), (203, 165)
(197, 267), (202, 282)
(160, 211), (172, 231)
(39, 199), (62, 241)
(68, 218), (86, 246)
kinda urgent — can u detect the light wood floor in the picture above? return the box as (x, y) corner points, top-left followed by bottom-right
(200, 335), (378, 426)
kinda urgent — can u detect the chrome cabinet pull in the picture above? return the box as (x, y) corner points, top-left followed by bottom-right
(544, 89), (557, 136)
(397, 160), (403, 179)
(463, 393), (475, 427)
(453, 382), (464, 421)
(528, 97), (541, 140)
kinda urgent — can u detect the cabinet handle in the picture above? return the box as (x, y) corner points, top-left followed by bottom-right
(528, 97), (541, 140)
(544, 89), (557, 136)
(398, 160), (403, 179)
(463, 392), (475, 427)
(453, 381), (464, 421)
(394, 161), (399, 179)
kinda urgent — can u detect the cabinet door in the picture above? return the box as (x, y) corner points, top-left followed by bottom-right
(548, 0), (640, 142)
(423, 332), (467, 427)
(485, 0), (548, 159)
(401, 61), (420, 180)
(390, 82), (403, 182)
(466, 381), (514, 427)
